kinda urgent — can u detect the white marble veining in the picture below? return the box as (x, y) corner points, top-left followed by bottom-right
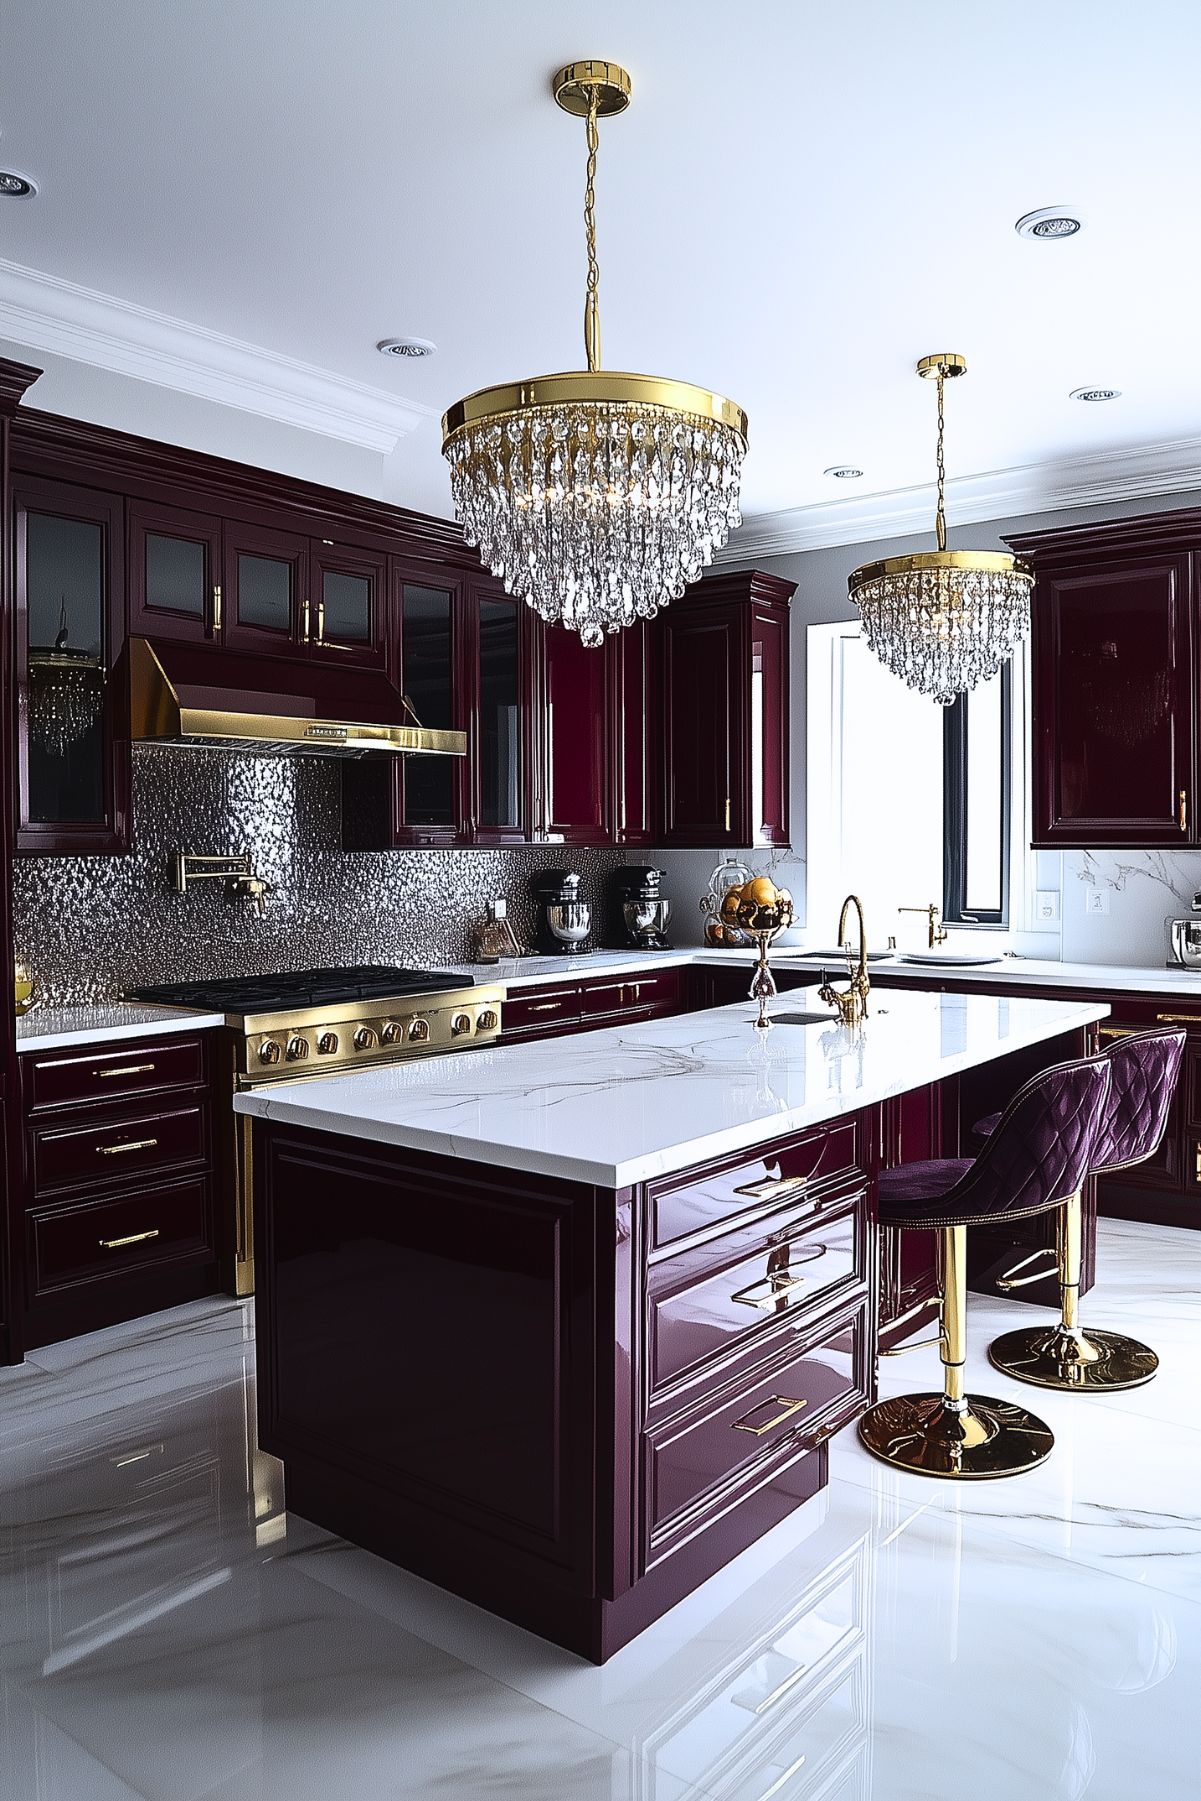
(0, 1219), (1197, 1799)
(234, 988), (1107, 1186)
(16, 1004), (225, 1053)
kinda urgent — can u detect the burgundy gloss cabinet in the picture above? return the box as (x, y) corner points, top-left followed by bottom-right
(252, 1107), (875, 1662)
(1012, 510), (1201, 848)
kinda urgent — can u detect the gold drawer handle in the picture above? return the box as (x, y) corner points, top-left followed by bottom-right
(527, 999), (564, 1013)
(733, 1394), (809, 1437)
(95, 1062), (156, 1079)
(1096, 1025), (1141, 1040)
(1156, 1013), (1201, 1025)
(99, 1228), (161, 1250)
(731, 1260), (823, 1310)
(98, 1137), (159, 1156)
(733, 1172), (811, 1203)
(1181, 789), (1189, 833)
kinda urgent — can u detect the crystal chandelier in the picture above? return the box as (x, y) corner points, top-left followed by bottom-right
(442, 59), (748, 646)
(848, 354), (1033, 704)
(28, 598), (104, 758)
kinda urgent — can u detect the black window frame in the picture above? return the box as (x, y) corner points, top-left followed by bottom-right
(942, 661), (1011, 929)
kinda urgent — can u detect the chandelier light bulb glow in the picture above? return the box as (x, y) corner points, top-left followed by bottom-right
(848, 355), (1033, 704)
(441, 60), (748, 646)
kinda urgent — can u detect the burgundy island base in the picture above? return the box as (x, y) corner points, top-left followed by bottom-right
(237, 987), (1107, 1663)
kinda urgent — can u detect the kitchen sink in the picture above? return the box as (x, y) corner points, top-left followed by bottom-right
(769, 1009), (840, 1026)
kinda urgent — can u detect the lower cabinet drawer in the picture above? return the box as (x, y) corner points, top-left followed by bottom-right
(26, 1036), (207, 1113)
(649, 1117), (865, 1253)
(649, 1197), (864, 1396)
(579, 969), (683, 1020)
(31, 1103), (208, 1197)
(502, 985), (582, 1040)
(28, 1175), (214, 1296)
(644, 1306), (869, 1561)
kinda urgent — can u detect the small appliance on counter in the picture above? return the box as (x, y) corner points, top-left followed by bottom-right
(1168, 892), (1201, 968)
(607, 866), (672, 950)
(532, 869), (593, 955)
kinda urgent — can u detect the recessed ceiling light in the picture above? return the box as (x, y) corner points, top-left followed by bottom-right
(0, 171), (36, 198)
(824, 465), (863, 479)
(1015, 206), (1082, 241)
(377, 337), (436, 359)
(1070, 386), (1121, 402)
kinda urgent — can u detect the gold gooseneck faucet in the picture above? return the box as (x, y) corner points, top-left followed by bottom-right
(819, 894), (871, 1027)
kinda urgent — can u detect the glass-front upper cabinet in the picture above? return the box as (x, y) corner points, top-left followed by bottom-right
(398, 578), (460, 838)
(14, 477), (129, 853)
(223, 522), (309, 659)
(308, 541), (387, 670)
(470, 584), (527, 841)
(128, 501), (223, 643)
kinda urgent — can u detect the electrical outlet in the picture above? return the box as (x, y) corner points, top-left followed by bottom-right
(1085, 887), (1110, 916)
(1034, 890), (1061, 922)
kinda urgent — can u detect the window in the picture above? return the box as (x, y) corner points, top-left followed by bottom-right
(807, 623), (1016, 941)
(942, 664), (1011, 927)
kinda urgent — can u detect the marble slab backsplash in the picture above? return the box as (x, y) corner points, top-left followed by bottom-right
(13, 748), (627, 1006)
(1060, 849), (1201, 966)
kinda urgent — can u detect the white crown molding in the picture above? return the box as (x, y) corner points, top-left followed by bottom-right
(725, 434), (1201, 561)
(0, 258), (435, 454)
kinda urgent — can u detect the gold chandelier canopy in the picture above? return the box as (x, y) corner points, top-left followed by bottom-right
(441, 60), (749, 646)
(848, 355), (1033, 704)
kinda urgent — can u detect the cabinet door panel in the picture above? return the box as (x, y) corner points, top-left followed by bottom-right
(471, 586), (529, 840)
(223, 523), (308, 657)
(751, 603), (789, 846)
(611, 623), (656, 845)
(1033, 557), (1193, 845)
(15, 478), (129, 854)
(541, 625), (610, 842)
(310, 543), (387, 670)
(397, 576), (461, 838)
(662, 609), (742, 845)
(128, 502), (222, 644)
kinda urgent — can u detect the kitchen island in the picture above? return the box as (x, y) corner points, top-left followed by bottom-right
(236, 987), (1107, 1661)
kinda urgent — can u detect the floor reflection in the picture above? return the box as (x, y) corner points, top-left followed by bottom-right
(0, 1220), (1196, 1799)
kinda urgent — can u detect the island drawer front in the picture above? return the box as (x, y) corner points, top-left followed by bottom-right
(644, 1305), (869, 1565)
(28, 1173), (214, 1295)
(649, 1197), (863, 1396)
(501, 984), (582, 1040)
(649, 1118), (865, 1253)
(27, 1037), (207, 1113)
(31, 1102), (209, 1197)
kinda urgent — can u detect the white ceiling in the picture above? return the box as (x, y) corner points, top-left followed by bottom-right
(4, 0), (1201, 540)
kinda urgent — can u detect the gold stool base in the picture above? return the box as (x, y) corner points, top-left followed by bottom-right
(988, 1324), (1159, 1391)
(857, 1391), (1054, 1480)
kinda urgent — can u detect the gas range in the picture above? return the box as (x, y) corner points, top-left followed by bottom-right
(125, 966), (504, 1298)
(128, 965), (504, 1079)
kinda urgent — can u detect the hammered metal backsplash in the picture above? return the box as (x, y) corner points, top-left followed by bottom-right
(12, 748), (628, 1005)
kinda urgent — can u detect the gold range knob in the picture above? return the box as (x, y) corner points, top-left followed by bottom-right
(379, 1021), (400, 1045)
(408, 1018), (430, 1043)
(353, 1026), (378, 1052)
(317, 1031), (339, 1055)
(450, 1013), (472, 1037)
(257, 1039), (281, 1065)
(477, 1008), (499, 1032)
(285, 1035), (309, 1062)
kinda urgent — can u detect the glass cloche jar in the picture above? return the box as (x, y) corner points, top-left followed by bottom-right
(699, 854), (756, 947)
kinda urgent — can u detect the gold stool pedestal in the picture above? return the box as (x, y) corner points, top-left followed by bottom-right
(988, 1324), (1158, 1391)
(858, 1391), (1055, 1480)
(988, 1188), (1159, 1392)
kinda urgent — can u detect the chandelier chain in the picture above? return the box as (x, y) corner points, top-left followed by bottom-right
(934, 372), (947, 553)
(583, 86), (601, 372)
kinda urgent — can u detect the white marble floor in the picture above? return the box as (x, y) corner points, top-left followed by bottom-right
(0, 1218), (1197, 1800)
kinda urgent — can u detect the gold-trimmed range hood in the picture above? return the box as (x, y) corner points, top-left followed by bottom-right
(128, 638), (465, 759)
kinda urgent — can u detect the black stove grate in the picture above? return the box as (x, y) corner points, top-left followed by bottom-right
(127, 965), (472, 1013)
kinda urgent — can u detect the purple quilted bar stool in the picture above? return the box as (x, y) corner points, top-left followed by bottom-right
(858, 1054), (1111, 1480)
(987, 1027), (1185, 1392)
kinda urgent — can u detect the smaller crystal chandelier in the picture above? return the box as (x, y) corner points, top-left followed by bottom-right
(27, 597), (105, 758)
(442, 60), (748, 646)
(848, 355), (1033, 704)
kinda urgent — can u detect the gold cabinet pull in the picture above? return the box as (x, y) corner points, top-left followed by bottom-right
(1097, 1024), (1141, 1040)
(1181, 789), (1189, 833)
(211, 582), (222, 632)
(316, 598), (326, 644)
(733, 1171), (810, 1203)
(527, 999), (564, 1013)
(301, 598), (311, 641)
(1156, 1013), (1201, 1025)
(1195, 1142), (1201, 1185)
(99, 1228), (161, 1249)
(98, 1137), (158, 1156)
(732, 1393), (809, 1437)
(95, 1062), (156, 1079)
(731, 1272), (811, 1310)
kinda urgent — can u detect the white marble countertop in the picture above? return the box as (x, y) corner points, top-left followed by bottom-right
(233, 986), (1108, 1187)
(15, 1004), (226, 1053)
(446, 945), (1201, 999)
